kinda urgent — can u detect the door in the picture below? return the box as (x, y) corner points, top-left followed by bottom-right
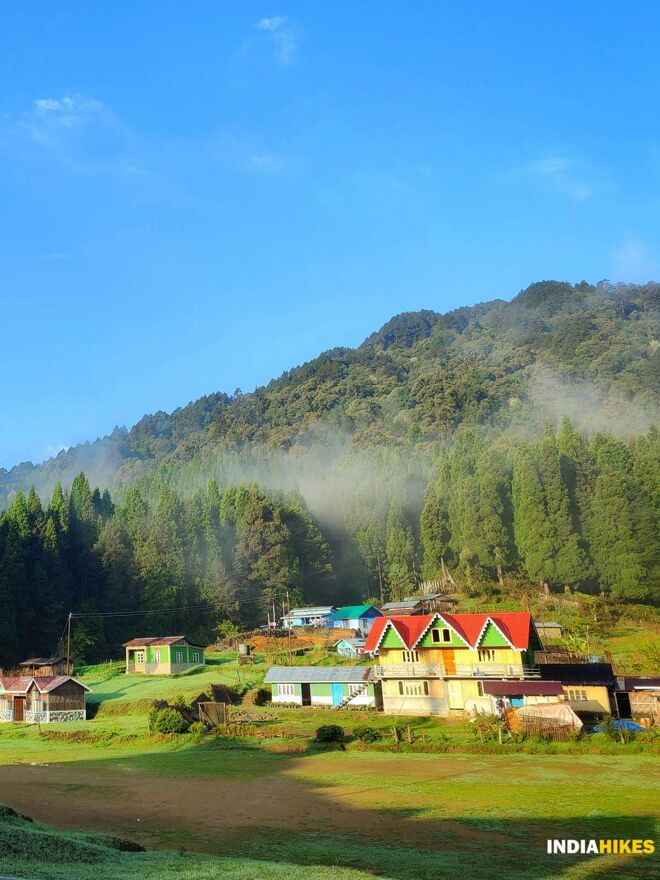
(447, 680), (462, 710)
(444, 649), (456, 675)
(331, 683), (344, 707)
(300, 683), (311, 706)
(13, 697), (24, 721)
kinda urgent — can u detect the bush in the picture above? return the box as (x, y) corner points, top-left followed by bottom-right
(150, 707), (189, 734)
(353, 725), (382, 743)
(188, 721), (207, 740)
(242, 687), (270, 707)
(316, 724), (345, 743)
(210, 683), (241, 705)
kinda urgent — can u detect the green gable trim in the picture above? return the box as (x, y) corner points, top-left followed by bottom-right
(380, 626), (407, 648)
(418, 626), (465, 649)
(479, 621), (512, 648)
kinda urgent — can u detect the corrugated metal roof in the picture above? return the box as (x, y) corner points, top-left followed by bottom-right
(0, 675), (91, 694)
(19, 656), (67, 666)
(334, 638), (366, 648)
(264, 665), (372, 683)
(380, 599), (422, 610)
(567, 700), (608, 714)
(123, 636), (204, 648)
(483, 680), (564, 696)
(329, 605), (380, 620)
(286, 607), (336, 617)
(539, 663), (615, 686)
(536, 622), (562, 628)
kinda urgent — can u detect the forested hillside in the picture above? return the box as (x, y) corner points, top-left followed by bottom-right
(0, 280), (658, 664)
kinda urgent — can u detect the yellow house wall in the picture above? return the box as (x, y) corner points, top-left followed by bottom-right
(566, 685), (611, 711)
(377, 645), (524, 670)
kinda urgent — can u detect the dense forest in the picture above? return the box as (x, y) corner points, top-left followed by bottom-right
(0, 281), (658, 664)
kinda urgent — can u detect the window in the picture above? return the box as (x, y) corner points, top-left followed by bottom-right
(348, 684), (363, 696)
(478, 649), (496, 662)
(175, 651), (183, 663)
(432, 629), (440, 643)
(153, 649), (161, 664)
(431, 628), (452, 644)
(442, 628), (451, 643)
(278, 683), (296, 697)
(402, 650), (420, 663)
(477, 681), (485, 697)
(397, 680), (430, 697)
(192, 652), (200, 663)
(135, 651), (144, 664)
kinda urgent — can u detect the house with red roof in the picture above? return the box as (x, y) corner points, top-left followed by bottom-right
(363, 612), (544, 716)
(123, 636), (205, 675)
(0, 675), (91, 723)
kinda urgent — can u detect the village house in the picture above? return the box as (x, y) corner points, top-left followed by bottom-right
(18, 655), (73, 676)
(479, 680), (565, 715)
(328, 605), (382, 635)
(364, 612), (544, 716)
(281, 606), (337, 629)
(615, 676), (660, 725)
(538, 663), (615, 715)
(123, 636), (205, 675)
(334, 637), (366, 658)
(265, 665), (378, 709)
(0, 676), (90, 723)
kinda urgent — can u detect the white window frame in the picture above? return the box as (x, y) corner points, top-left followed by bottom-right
(192, 651), (200, 663)
(135, 650), (145, 664)
(153, 649), (161, 664)
(175, 651), (183, 663)
(277, 683), (295, 697)
(478, 648), (496, 662)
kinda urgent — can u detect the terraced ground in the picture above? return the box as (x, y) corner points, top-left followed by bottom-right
(0, 657), (658, 880)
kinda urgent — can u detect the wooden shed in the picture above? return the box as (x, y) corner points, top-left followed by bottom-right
(18, 656), (73, 676)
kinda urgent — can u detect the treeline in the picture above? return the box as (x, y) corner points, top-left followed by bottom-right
(0, 419), (657, 666)
(0, 476), (334, 666)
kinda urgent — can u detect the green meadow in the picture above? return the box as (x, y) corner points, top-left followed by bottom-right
(0, 657), (658, 880)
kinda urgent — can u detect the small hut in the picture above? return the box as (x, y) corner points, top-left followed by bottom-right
(18, 656), (73, 676)
(0, 676), (90, 723)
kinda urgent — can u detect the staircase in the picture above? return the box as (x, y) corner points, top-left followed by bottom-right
(335, 681), (369, 709)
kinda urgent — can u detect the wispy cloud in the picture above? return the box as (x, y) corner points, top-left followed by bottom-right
(612, 235), (657, 282)
(256, 15), (300, 64)
(525, 156), (593, 202)
(245, 153), (284, 174)
(8, 93), (142, 176)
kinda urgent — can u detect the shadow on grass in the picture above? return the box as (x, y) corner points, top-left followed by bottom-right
(0, 737), (657, 880)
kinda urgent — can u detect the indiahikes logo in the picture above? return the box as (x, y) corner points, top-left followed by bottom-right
(547, 839), (655, 855)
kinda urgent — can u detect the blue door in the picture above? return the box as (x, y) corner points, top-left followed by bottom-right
(331, 683), (344, 707)
(511, 697), (524, 707)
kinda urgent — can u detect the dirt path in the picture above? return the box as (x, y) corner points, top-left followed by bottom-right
(0, 755), (505, 853)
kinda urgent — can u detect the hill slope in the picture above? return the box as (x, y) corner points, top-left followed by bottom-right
(2, 280), (658, 505)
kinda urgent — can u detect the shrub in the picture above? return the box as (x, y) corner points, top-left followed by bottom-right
(242, 687), (270, 707)
(188, 721), (207, 740)
(353, 725), (382, 743)
(316, 724), (345, 743)
(150, 707), (189, 734)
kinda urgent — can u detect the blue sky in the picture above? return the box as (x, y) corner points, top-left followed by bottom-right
(1, 2), (658, 469)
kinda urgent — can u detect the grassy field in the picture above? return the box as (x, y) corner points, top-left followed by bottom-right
(0, 656), (658, 879)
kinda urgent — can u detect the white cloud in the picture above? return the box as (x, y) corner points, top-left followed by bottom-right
(9, 93), (139, 176)
(254, 15), (301, 64)
(526, 156), (593, 202)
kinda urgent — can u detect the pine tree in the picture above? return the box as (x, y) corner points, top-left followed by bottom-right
(385, 499), (416, 600)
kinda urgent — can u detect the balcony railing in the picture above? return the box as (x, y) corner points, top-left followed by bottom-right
(454, 663), (539, 678)
(372, 664), (445, 679)
(372, 663), (539, 680)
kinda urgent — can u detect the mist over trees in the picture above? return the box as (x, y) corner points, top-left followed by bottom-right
(0, 281), (658, 664)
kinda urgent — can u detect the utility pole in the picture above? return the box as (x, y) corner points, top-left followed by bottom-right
(66, 612), (72, 674)
(286, 589), (292, 657)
